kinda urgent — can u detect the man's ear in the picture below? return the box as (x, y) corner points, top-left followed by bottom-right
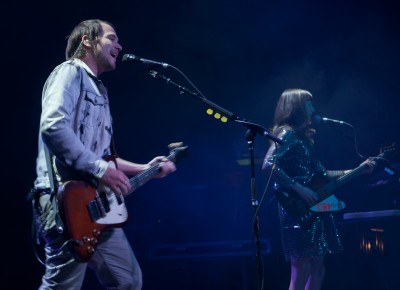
(82, 36), (91, 46)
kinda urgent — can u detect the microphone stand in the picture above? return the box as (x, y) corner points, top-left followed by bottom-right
(234, 120), (282, 290)
(148, 69), (283, 290)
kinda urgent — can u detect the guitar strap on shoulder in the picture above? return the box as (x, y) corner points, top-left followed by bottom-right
(43, 145), (65, 234)
(110, 136), (119, 157)
(106, 136), (119, 169)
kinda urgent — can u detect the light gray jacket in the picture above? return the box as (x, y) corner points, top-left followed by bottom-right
(34, 59), (112, 189)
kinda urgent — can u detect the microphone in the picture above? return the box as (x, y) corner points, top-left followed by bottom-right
(121, 54), (169, 68)
(313, 114), (350, 125)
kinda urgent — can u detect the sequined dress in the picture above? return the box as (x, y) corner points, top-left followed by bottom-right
(263, 126), (343, 261)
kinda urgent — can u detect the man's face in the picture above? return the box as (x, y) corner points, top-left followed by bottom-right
(95, 23), (123, 74)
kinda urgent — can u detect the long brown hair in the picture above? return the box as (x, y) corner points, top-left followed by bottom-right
(273, 88), (314, 141)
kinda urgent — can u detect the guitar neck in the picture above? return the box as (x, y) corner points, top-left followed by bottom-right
(319, 164), (368, 199)
(318, 148), (393, 200)
(127, 152), (177, 195)
(336, 164), (368, 185)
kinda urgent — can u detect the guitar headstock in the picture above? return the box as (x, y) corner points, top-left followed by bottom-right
(168, 142), (185, 149)
(167, 142), (189, 162)
(380, 143), (396, 155)
(376, 143), (397, 165)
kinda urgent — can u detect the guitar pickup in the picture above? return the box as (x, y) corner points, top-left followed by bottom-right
(87, 196), (107, 221)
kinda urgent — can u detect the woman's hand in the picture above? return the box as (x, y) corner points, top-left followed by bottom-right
(292, 182), (320, 206)
(360, 158), (377, 174)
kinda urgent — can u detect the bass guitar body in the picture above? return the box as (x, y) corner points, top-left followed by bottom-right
(275, 172), (345, 224)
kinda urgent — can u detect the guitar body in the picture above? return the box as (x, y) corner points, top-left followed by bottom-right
(57, 180), (127, 262)
(56, 143), (188, 262)
(275, 172), (345, 223)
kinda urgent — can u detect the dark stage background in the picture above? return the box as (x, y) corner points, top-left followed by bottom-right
(2, 0), (400, 289)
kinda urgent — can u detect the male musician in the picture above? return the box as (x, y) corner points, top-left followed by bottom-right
(31, 19), (176, 290)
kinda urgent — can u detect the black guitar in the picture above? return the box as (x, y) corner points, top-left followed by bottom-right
(275, 145), (395, 224)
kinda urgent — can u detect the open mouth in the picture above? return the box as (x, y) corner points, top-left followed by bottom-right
(110, 51), (118, 60)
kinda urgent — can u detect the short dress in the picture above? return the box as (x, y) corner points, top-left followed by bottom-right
(263, 126), (343, 261)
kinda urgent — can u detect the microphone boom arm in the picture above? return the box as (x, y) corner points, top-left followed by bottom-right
(148, 69), (282, 144)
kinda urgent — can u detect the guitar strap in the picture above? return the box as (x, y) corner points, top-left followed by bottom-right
(110, 136), (119, 156)
(43, 145), (65, 234)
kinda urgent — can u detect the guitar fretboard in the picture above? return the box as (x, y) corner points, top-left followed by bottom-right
(127, 151), (178, 194)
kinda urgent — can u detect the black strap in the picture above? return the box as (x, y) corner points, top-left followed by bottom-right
(44, 146), (58, 195)
(110, 136), (118, 157)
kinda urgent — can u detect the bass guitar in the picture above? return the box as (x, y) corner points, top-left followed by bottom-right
(57, 142), (188, 262)
(275, 145), (395, 224)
